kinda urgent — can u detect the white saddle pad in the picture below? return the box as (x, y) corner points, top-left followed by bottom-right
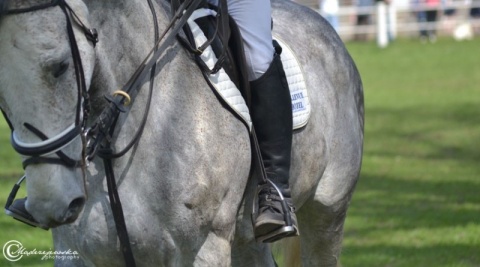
(187, 9), (311, 131)
(273, 37), (311, 130)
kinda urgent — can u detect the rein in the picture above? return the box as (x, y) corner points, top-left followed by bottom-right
(85, 0), (204, 161)
(86, 1), (212, 264)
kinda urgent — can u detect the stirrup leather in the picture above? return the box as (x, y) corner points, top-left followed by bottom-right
(251, 179), (298, 243)
(4, 175), (49, 230)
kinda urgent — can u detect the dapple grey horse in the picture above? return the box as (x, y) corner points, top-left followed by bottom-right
(0, 0), (363, 266)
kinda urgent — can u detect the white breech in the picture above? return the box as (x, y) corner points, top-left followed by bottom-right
(207, 0), (274, 80)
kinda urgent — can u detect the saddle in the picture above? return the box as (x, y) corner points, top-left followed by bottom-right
(174, 0), (253, 130)
(172, 0), (311, 132)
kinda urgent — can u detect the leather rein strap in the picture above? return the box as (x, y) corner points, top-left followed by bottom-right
(86, 0), (205, 266)
(85, 0), (204, 161)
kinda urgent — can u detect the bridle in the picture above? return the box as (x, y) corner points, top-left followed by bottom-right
(1, 0), (209, 266)
(4, 0), (97, 169)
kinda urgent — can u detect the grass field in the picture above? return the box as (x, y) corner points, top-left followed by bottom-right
(341, 38), (480, 267)
(0, 38), (479, 266)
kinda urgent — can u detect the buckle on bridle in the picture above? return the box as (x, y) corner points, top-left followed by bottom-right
(84, 28), (98, 47)
(84, 125), (101, 162)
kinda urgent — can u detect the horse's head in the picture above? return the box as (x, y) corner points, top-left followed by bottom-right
(0, 0), (96, 228)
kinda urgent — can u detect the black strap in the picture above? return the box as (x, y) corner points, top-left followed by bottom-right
(20, 123), (81, 168)
(93, 0), (203, 265)
(65, 4), (98, 46)
(176, 0), (229, 75)
(62, 2), (90, 128)
(103, 154), (136, 267)
(22, 157), (78, 169)
(11, 123), (82, 157)
(87, 0), (204, 161)
(121, 0), (204, 96)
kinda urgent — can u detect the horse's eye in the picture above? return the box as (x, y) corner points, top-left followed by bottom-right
(52, 60), (70, 78)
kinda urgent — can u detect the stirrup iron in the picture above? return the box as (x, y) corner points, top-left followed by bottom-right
(252, 179), (297, 243)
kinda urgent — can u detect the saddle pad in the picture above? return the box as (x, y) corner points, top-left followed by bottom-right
(187, 8), (252, 130)
(187, 9), (311, 131)
(273, 37), (311, 130)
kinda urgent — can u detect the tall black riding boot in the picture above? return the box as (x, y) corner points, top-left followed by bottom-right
(250, 53), (299, 243)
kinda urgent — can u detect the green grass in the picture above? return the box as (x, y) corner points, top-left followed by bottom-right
(341, 38), (480, 267)
(0, 38), (479, 266)
(0, 120), (53, 266)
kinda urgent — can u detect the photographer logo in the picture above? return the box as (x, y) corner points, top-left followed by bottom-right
(3, 240), (79, 262)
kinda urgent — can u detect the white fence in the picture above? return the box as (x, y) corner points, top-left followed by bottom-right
(297, 0), (480, 41)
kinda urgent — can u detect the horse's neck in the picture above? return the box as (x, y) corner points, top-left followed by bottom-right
(85, 0), (171, 115)
(83, 0), (211, 148)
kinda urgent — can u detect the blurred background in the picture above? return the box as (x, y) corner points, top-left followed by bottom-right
(295, 0), (480, 43)
(288, 0), (480, 266)
(1, 1), (479, 266)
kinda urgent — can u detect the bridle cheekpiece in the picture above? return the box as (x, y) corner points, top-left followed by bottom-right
(4, 0), (97, 169)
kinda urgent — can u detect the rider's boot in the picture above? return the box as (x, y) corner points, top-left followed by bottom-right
(250, 52), (299, 243)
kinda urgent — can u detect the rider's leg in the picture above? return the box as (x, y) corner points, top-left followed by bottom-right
(250, 53), (298, 242)
(224, 0), (274, 80)
(227, 0), (299, 242)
